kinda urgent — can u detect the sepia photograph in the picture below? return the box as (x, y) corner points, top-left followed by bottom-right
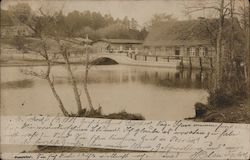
(0, 0), (250, 159)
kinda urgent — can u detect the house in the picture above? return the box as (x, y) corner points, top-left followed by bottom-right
(1, 10), (34, 38)
(92, 39), (144, 53)
(1, 24), (34, 38)
(74, 37), (93, 45)
(143, 18), (244, 59)
(63, 37), (93, 46)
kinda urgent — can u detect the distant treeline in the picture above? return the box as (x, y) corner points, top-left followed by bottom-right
(48, 10), (148, 40)
(1, 3), (148, 40)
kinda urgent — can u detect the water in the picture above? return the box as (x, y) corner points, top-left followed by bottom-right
(1, 65), (210, 120)
(1, 64), (211, 153)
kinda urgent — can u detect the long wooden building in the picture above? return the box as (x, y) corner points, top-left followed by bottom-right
(143, 18), (244, 59)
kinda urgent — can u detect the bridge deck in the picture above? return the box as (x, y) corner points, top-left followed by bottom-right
(54, 53), (214, 69)
(90, 53), (180, 68)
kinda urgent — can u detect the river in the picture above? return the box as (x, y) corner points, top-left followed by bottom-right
(1, 64), (211, 120)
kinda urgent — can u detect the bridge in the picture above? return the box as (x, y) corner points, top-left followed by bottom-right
(90, 53), (182, 68)
(68, 53), (214, 69)
(23, 51), (213, 69)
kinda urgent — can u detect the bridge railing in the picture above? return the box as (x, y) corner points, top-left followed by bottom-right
(125, 53), (214, 69)
(53, 50), (214, 69)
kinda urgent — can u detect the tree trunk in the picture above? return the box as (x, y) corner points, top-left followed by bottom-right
(230, 0), (235, 61)
(247, 2), (250, 96)
(83, 47), (94, 110)
(215, 0), (225, 90)
(241, 0), (250, 96)
(63, 53), (83, 114)
(45, 58), (70, 117)
(47, 77), (70, 116)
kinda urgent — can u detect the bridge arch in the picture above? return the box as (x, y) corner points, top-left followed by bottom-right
(90, 57), (119, 65)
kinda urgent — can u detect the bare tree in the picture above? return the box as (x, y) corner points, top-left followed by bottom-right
(56, 39), (83, 114)
(216, 0), (225, 89)
(36, 7), (98, 114)
(245, 0), (250, 97)
(7, 5), (71, 116)
(22, 38), (70, 116)
(236, 0), (250, 95)
(185, 0), (250, 107)
(248, 2), (250, 95)
(229, 0), (235, 60)
(83, 39), (94, 110)
(185, 0), (233, 89)
(41, 41), (70, 117)
(243, 0), (250, 95)
(38, 7), (85, 114)
(9, 5), (98, 116)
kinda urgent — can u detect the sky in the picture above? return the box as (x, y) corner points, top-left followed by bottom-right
(1, 0), (244, 26)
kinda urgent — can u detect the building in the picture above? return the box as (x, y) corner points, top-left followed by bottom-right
(92, 39), (143, 53)
(64, 37), (93, 46)
(1, 25), (34, 38)
(1, 10), (34, 38)
(143, 18), (244, 59)
(74, 37), (93, 45)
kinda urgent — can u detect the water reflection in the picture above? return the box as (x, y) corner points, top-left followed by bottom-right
(1, 65), (209, 121)
(1, 79), (34, 89)
(1, 66), (212, 89)
(43, 66), (212, 88)
(135, 70), (213, 89)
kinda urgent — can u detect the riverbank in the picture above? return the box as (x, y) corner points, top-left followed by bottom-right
(33, 108), (144, 153)
(0, 59), (85, 67)
(193, 99), (250, 124)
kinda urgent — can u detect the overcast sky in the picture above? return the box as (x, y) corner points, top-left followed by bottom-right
(1, 0), (242, 26)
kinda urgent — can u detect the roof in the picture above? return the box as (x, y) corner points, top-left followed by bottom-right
(74, 37), (93, 43)
(94, 39), (143, 44)
(144, 40), (210, 47)
(144, 18), (243, 47)
(62, 37), (92, 45)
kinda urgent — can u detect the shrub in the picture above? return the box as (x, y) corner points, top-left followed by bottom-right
(194, 102), (207, 117)
(208, 88), (237, 107)
(71, 107), (145, 120)
(107, 110), (145, 120)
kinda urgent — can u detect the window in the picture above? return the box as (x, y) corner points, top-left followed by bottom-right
(195, 48), (199, 57)
(175, 47), (180, 56)
(188, 47), (207, 57)
(199, 47), (208, 57)
(189, 47), (196, 56)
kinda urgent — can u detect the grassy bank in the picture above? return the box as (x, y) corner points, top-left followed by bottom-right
(0, 56), (88, 67)
(71, 107), (145, 120)
(1, 46), (87, 67)
(193, 99), (250, 124)
(0, 59), (85, 67)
